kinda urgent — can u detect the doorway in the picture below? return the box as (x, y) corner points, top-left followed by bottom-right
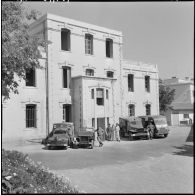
(97, 117), (105, 141)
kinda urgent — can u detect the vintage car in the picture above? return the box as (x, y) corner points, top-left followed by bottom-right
(41, 122), (74, 150)
(72, 128), (95, 149)
(119, 117), (149, 140)
(139, 115), (169, 138)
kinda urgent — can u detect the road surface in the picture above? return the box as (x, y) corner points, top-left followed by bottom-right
(3, 126), (194, 193)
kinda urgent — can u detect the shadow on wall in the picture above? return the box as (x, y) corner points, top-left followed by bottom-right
(172, 144), (194, 157)
(186, 124), (193, 142)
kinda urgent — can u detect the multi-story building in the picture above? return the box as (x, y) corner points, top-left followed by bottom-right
(2, 13), (159, 141)
(163, 77), (194, 125)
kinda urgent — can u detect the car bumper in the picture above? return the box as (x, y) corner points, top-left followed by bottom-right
(46, 143), (68, 147)
(132, 133), (148, 137)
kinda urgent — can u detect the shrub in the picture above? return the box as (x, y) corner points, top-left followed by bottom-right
(2, 149), (80, 193)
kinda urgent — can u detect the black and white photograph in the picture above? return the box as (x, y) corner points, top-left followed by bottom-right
(1, 1), (194, 194)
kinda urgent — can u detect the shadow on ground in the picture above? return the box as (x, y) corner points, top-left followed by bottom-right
(172, 144), (194, 157)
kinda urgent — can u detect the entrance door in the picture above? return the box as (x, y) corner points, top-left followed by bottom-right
(97, 118), (105, 141)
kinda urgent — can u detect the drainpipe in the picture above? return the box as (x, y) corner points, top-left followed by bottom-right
(45, 19), (50, 136)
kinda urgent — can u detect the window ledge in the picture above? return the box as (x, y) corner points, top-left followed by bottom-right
(24, 128), (38, 131)
(24, 86), (38, 89)
(60, 50), (72, 53)
(85, 54), (95, 57)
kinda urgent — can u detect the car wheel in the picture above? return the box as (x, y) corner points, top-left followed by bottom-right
(90, 140), (94, 149)
(129, 133), (133, 141)
(164, 134), (168, 138)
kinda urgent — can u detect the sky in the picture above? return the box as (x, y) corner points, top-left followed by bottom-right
(23, 1), (194, 79)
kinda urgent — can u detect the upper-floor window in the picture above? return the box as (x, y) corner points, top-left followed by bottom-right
(26, 68), (36, 87)
(86, 69), (94, 76)
(91, 89), (94, 99)
(92, 118), (95, 128)
(128, 104), (135, 116)
(107, 71), (114, 78)
(145, 76), (150, 92)
(26, 104), (37, 128)
(146, 104), (151, 115)
(96, 88), (104, 106)
(183, 114), (189, 118)
(61, 28), (71, 51)
(62, 66), (71, 88)
(85, 34), (93, 55)
(106, 38), (113, 58)
(128, 74), (134, 92)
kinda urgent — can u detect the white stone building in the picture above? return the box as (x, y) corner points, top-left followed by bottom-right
(2, 13), (159, 141)
(163, 77), (194, 126)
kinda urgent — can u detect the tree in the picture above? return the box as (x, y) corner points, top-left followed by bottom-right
(2, 2), (45, 100)
(159, 79), (175, 114)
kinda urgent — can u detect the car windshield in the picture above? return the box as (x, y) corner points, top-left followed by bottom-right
(54, 130), (67, 134)
(154, 118), (167, 125)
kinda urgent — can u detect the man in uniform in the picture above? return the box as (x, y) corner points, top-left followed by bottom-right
(94, 127), (104, 147)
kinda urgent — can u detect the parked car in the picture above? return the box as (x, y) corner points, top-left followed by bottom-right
(42, 122), (74, 150)
(139, 115), (169, 138)
(119, 117), (149, 140)
(72, 128), (95, 149)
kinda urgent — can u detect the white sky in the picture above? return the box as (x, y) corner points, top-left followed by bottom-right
(23, 1), (194, 79)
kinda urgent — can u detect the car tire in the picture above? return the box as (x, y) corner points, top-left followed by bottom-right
(164, 134), (168, 138)
(129, 133), (133, 141)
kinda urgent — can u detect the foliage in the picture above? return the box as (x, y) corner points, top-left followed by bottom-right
(2, 2), (45, 100)
(159, 79), (175, 114)
(2, 149), (80, 194)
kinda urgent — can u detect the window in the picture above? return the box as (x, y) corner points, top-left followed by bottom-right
(128, 74), (134, 92)
(86, 69), (94, 76)
(85, 34), (93, 55)
(106, 89), (109, 99)
(61, 28), (71, 51)
(128, 104), (135, 116)
(146, 104), (151, 115)
(107, 71), (114, 78)
(26, 68), (35, 87)
(91, 89), (94, 99)
(92, 118), (95, 128)
(62, 66), (71, 88)
(96, 88), (104, 105)
(107, 117), (109, 126)
(145, 76), (150, 92)
(63, 104), (71, 122)
(184, 114), (189, 118)
(26, 104), (37, 128)
(106, 38), (113, 58)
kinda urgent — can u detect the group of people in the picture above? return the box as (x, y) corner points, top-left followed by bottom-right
(94, 123), (121, 147)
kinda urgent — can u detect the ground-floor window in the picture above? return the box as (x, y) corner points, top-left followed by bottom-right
(26, 104), (37, 128)
(128, 104), (135, 116)
(63, 104), (71, 122)
(92, 118), (95, 128)
(146, 104), (151, 115)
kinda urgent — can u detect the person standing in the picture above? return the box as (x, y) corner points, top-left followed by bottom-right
(115, 123), (121, 142)
(94, 127), (104, 147)
(106, 124), (112, 141)
(111, 124), (116, 141)
(147, 121), (155, 140)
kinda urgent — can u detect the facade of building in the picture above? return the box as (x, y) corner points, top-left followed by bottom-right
(163, 77), (194, 126)
(2, 13), (159, 141)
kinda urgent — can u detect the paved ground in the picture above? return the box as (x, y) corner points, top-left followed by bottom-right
(2, 126), (194, 193)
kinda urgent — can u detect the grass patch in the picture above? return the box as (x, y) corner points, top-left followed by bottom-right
(2, 149), (80, 193)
